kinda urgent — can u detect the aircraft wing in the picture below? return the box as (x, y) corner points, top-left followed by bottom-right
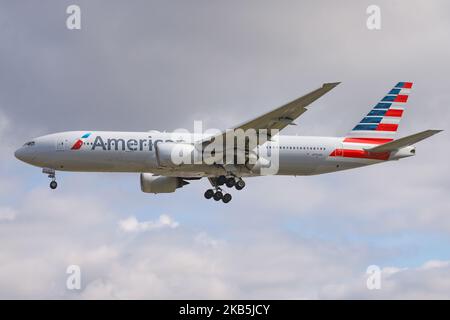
(199, 82), (340, 147)
(364, 129), (442, 153)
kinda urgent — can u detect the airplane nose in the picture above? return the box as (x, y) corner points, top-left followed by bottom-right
(14, 147), (24, 161)
(14, 147), (34, 163)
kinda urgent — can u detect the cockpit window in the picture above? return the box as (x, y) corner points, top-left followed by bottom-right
(23, 141), (35, 147)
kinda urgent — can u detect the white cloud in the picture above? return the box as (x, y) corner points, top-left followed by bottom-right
(1, 183), (450, 299)
(322, 260), (450, 299)
(420, 260), (450, 270)
(118, 214), (179, 233)
(195, 232), (225, 248)
(0, 207), (16, 222)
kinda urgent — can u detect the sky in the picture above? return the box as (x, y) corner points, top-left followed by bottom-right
(1, 0), (450, 299)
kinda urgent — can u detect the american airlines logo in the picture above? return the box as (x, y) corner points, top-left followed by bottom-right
(71, 133), (91, 150)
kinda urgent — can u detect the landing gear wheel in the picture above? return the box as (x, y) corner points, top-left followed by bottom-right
(43, 168), (57, 190)
(222, 193), (232, 203)
(204, 189), (214, 199)
(235, 179), (245, 190)
(225, 177), (235, 188)
(217, 175), (227, 186)
(213, 191), (223, 201)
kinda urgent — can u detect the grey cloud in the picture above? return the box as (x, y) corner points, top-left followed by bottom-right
(2, 0), (450, 138)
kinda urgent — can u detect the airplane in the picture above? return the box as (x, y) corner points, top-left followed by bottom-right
(14, 81), (441, 203)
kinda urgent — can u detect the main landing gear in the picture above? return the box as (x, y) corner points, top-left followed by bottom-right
(204, 176), (245, 203)
(204, 188), (233, 203)
(43, 168), (58, 190)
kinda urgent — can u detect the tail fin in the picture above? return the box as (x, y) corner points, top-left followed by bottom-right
(347, 82), (413, 140)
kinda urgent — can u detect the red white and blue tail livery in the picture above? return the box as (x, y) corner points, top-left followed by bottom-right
(328, 82), (429, 161)
(347, 81), (413, 139)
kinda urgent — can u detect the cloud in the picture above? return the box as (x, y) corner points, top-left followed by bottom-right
(322, 259), (450, 299)
(0, 110), (14, 162)
(420, 260), (450, 270)
(71, 236), (450, 299)
(0, 207), (16, 222)
(118, 214), (179, 233)
(0, 109), (8, 137)
(1, 179), (450, 299)
(1, 0), (450, 299)
(195, 232), (225, 248)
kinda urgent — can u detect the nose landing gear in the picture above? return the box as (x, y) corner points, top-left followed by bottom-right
(43, 168), (58, 190)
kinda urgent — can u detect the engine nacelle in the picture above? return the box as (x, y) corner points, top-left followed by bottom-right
(140, 173), (188, 193)
(156, 142), (197, 167)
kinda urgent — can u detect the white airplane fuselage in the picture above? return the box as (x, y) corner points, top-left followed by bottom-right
(14, 82), (440, 202)
(14, 131), (414, 177)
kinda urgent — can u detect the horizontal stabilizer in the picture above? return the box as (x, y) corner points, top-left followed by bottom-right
(364, 130), (442, 153)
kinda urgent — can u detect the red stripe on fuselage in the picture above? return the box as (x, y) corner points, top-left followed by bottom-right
(343, 137), (394, 144)
(329, 149), (390, 160)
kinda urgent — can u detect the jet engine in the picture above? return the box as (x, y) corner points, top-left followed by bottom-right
(140, 173), (189, 193)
